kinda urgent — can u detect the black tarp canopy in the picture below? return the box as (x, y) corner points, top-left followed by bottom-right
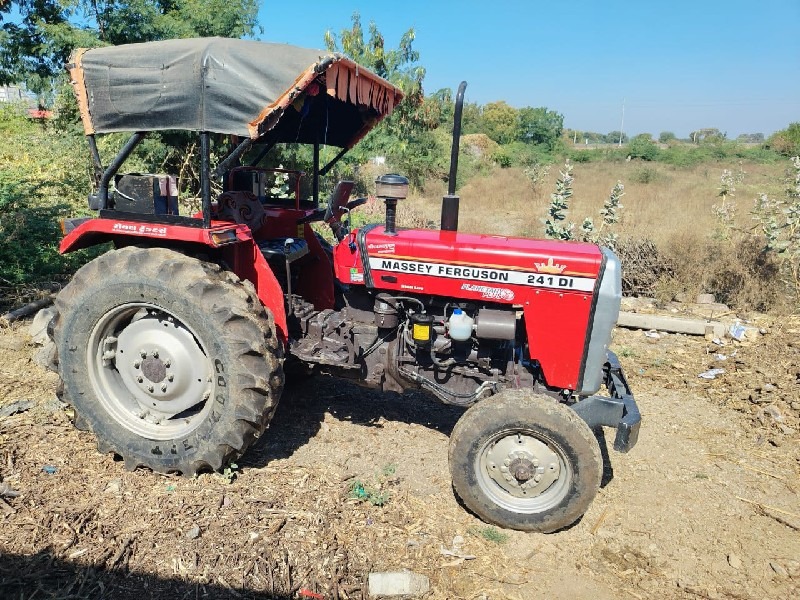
(69, 37), (403, 148)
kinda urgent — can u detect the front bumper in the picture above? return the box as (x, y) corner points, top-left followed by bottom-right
(572, 351), (641, 452)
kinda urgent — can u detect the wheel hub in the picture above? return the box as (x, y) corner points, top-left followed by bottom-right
(111, 311), (212, 418)
(482, 432), (562, 499)
(140, 356), (167, 383)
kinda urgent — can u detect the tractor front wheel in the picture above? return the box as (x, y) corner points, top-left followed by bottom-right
(449, 390), (602, 532)
(54, 246), (283, 474)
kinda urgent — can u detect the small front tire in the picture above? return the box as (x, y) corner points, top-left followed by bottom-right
(449, 390), (602, 532)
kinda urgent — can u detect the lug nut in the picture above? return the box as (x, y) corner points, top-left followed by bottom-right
(164, 360), (171, 368)
(140, 350), (147, 358)
(161, 384), (168, 392)
(534, 474), (542, 483)
(137, 376), (144, 383)
(152, 350), (159, 358)
(167, 374), (174, 382)
(147, 385), (154, 393)
(133, 361), (141, 369)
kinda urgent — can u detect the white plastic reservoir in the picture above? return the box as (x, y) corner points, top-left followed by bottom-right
(447, 308), (474, 341)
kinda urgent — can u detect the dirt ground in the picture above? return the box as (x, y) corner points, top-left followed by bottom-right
(0, 306), (798, 599)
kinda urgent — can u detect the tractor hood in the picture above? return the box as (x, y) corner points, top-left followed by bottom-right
(344, 226), (604, 297)
(67, 37), (403, 147)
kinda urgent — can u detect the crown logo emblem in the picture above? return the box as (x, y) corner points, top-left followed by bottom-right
(534, 257), (567, 274)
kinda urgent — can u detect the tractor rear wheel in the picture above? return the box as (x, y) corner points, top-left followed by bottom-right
(54, 246), (283, 474)
(449, 390), (602, 532)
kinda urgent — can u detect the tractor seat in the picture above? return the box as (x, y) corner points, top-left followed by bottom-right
(258, 238), (309, 263)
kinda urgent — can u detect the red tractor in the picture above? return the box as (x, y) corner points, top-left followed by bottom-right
(54, 38), (639, 532)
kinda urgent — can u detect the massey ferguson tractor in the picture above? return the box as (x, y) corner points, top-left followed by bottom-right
(53, 37), (640, 532)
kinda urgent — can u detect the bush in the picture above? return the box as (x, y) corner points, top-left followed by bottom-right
(627, 135), (659, 161)
(767, 123), (800, 157)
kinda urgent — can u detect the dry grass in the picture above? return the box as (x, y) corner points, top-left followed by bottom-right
(395, 159), (792, 312)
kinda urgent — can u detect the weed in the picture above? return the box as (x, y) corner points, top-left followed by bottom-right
(473, 526), (508, 544)
(629, 166), (663, 184)
(617, 346), (637, 358)
(381, 463), (397, 477)
(220, 463), (239, 484)
(694, 473), (709, 480)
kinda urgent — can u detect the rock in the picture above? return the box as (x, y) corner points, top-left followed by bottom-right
(727, 553), (742, 570)
(0, 399), (35, 418)
(764, 405), (784, 422)
(368, 571), (430, 597)
(33, 342), (57, 371)
(29, 307), (56, 346)
(185, 526), (201, 540)
(763, 383), (776, 393)
(790, 401), (800, 411)
(104, 479), (122, 494)
(769, 561), (788, 577)
(696, 293), (716, 304)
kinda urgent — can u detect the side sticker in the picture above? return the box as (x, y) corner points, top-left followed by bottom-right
(368, 257), (595, 292)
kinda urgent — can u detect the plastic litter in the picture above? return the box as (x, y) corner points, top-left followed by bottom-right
(644, 330), (661, 339)
(42, 465), (57, 474)
(729, 322), (746, 341)
(698, 368), (725, 380)
(715, 354), (728, 361)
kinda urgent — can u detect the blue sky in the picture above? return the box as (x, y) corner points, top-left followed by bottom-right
(258, 0), (800, 137)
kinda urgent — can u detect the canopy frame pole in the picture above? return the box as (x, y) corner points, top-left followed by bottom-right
(96, 132), (145, 210)
(212, 137), (253, 180)
(319, 146), (349, 177)
(249, 140), (277, 167)
(312, 139), (320, 207)
(200, 132), (212, 229)
(86, 134), (104, 188)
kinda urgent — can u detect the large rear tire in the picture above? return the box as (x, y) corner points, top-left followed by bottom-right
(449, 390), (602, 532)
(54, 246), (284, 474)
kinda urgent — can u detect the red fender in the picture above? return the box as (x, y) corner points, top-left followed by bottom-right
(60, 217), (288, 341)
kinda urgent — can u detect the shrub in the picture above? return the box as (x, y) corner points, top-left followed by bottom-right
(767, 123), (800, 157)
(627, 134), (659, 161)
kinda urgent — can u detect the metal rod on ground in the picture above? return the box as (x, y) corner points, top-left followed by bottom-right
(0, 295), (55, 327)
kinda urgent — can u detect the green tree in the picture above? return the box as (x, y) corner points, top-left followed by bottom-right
(767, 123), (800, 156)
(627, 133), (659, 160)
(606, 131), (627, 144)
(481, 100), (518, 144)
(658, 131), (676, 143)
(324, 13), (446, 186)
(516, 106), (563, 149)
(1, 0), (259, 102)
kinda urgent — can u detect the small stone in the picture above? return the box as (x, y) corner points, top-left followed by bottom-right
(248, 532), (259, 541)
(29, 306), (57, 346)
(791, 401), (800, 411)
(368, 571), (430, 597)
(185, 526), (200, 540)
(0, 399), (35, 418)
(769, 561), (788, 577)
(696, 293), (716, 304)
(727, 553), (742, 570)
(104, 479), (122, 494)
(763, 383), (776, 393)
(764, 405), (784, 422)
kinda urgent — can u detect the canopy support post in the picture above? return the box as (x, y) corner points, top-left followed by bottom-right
(313, 139), (320, 207)
(200, 131), (211, 229)
(93, 131), (144, 210)
(212, 137), (252, 180)
(319, 146), (349, 177)
(86, 134), (104, 188)
(249, 140), (277, 167)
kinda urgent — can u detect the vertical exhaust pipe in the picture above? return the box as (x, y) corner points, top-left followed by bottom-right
(441, 81), (467, 232)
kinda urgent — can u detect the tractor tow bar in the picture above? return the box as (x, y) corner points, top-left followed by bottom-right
(571, 351), (641, 453)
